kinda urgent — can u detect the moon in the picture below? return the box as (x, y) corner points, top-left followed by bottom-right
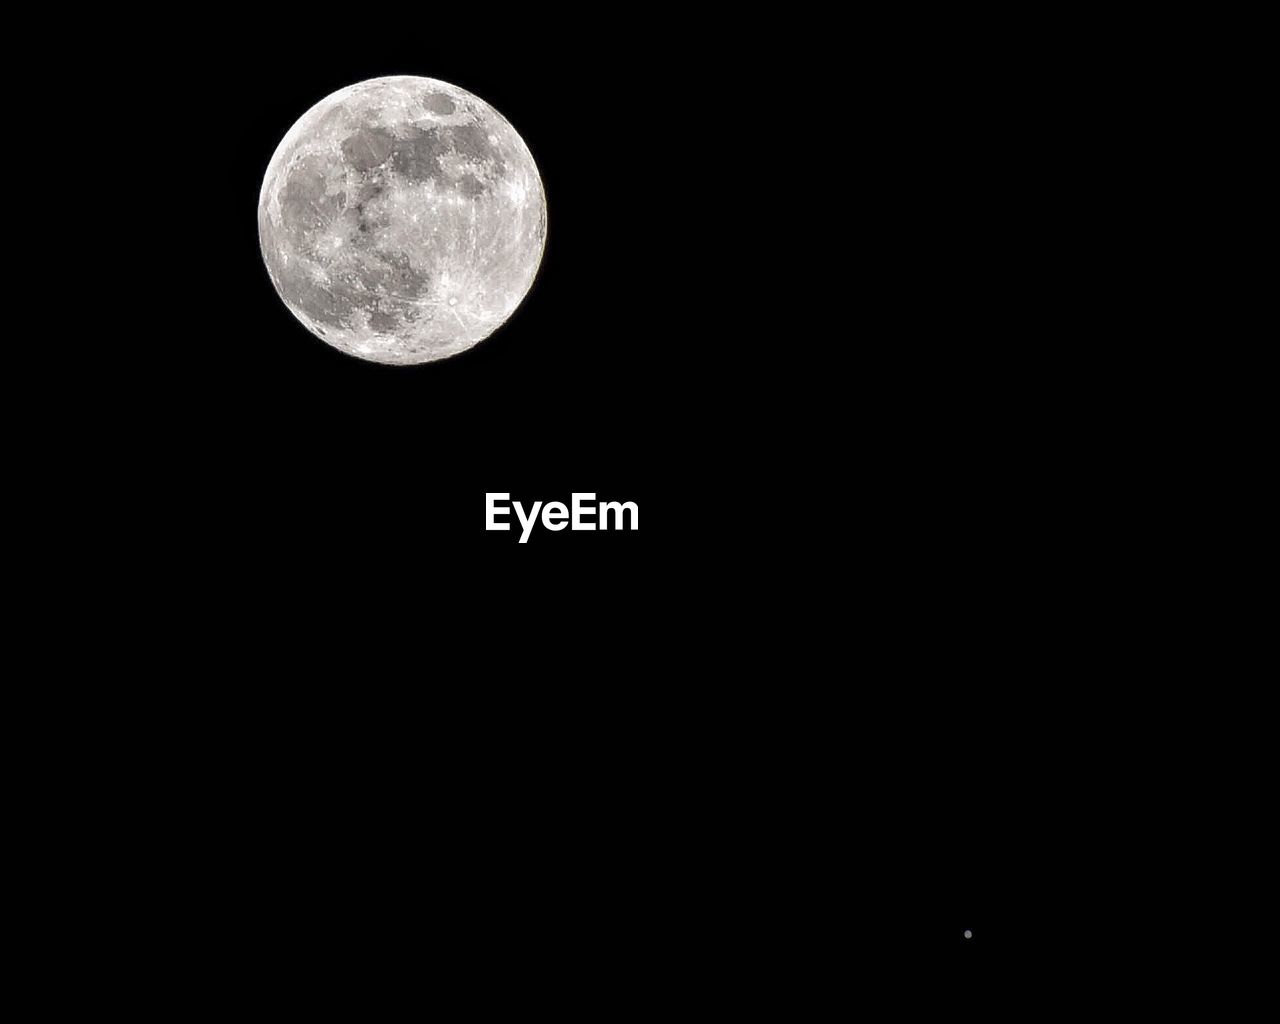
(258, 76), (547, 365)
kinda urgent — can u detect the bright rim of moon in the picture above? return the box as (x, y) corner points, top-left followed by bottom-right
(258, 76), (547, 365)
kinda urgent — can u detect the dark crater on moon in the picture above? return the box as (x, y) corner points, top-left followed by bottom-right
(390, 128), (448, 181)
(372, 250), (431, 298)
(386, 123), (506, 184)
(457, 173), (486, 197)
(341, 127), (395, 171)
(336, 122), (506, 188)
(448, 123), (498, 164)
(423, 92), (456, 114)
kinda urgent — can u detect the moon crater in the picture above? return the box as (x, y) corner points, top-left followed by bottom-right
(258, 76), (547, 365)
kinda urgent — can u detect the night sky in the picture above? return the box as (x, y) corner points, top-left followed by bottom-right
(42, 7), (1106, 986)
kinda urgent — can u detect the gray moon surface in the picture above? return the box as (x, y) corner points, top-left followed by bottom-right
(258, 76), (547, 364)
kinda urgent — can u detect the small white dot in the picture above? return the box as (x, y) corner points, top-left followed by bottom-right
(963, 930), (973, 940)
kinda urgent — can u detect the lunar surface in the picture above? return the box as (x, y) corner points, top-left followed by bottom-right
(258, 76), (546, 364)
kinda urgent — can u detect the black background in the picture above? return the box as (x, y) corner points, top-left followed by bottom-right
(47, 8), (1102, 981)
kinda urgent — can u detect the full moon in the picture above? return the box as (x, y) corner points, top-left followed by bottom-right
(258, 76), (547, 364)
